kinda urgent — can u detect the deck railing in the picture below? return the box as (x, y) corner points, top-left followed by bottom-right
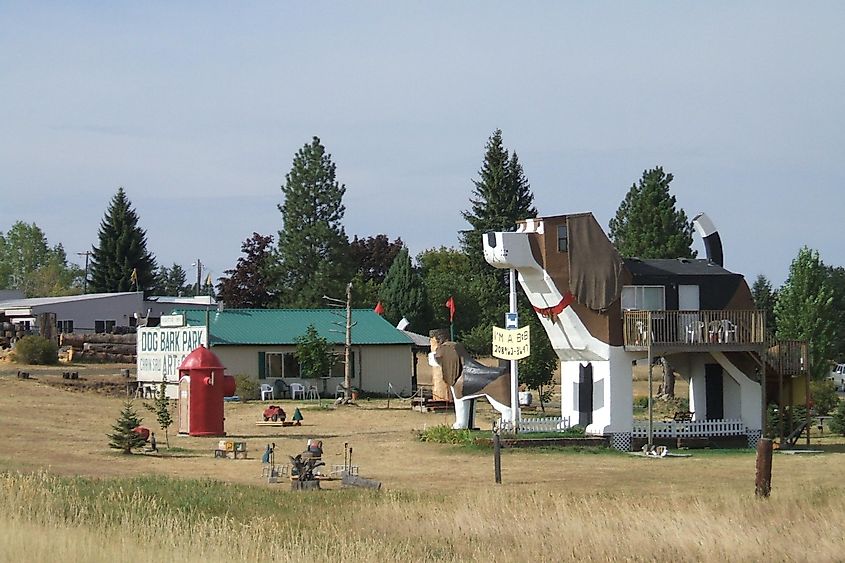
(766, 340), (808, 376)
(631, 418), (746, 438)
(623, 309), (766, 349)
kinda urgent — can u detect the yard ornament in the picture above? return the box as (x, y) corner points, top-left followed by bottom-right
(428, 329), (512, 429)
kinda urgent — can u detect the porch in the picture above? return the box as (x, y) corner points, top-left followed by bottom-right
(623, 309), (767, 354)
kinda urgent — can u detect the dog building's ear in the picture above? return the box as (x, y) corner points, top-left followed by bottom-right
(567, 213), (624, 311)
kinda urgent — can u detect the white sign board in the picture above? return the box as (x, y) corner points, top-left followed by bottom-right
(136, 325), (208, 384)
(492, 326), (530, 360)
(160, 314), (185, 328)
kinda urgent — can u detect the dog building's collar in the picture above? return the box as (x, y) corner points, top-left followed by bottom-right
(533, 292), (574, 322)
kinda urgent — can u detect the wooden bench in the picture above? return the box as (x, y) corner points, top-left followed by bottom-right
(672, 411), (694, 422)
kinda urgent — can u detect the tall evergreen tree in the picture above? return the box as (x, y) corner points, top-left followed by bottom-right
(153, 263), (190, 296)
(217, 232), (275, 308)
(775, 247), (837, 380)
(276, 137), (351, 307)
(460, 129), (537, 274)
(751, 274), (778, 338)
(379, 248), (432, 332)
(89, 188), (157, 293)
(609, 167), (694, 397)
(608, 167), (695, 259)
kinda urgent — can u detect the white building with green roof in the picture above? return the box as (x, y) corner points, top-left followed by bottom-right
(182, 308), (416, 396)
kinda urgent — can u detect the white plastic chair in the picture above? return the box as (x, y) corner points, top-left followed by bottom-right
(260, 383), (274, 401)
(335, 384), (346, 400)
(306, 386), (320, 400)
(290, 383), (305, 400)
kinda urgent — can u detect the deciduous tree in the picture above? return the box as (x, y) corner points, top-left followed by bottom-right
(349, 234), (404, 284)
(294, 324), (336, 379)
(775, 247), (837, 380)
(276, 137), (351, 307)
(217, 233), (275, 308)
(89, 188), (157, 293)
(0, 222), (81, 296)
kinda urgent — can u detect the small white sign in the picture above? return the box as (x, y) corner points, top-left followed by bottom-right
(505, 312), (518, 329)
(160, 314), (185, 328)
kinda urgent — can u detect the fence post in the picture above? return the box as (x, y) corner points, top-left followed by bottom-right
(493, 422), (502, 484)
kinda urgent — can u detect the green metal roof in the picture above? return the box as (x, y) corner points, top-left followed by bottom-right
(181, 309), (413, 346)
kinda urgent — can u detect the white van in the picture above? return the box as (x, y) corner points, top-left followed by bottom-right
(830, 363), (845, 391)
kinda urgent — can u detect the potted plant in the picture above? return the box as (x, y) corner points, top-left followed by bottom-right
(350, 387), (360, 401)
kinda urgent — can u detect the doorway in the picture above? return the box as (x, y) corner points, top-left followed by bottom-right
(578, 363), (593, 426)
(704, 364), (724, 420)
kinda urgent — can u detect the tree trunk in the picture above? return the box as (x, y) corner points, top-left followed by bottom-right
(660, 357), (676, 398)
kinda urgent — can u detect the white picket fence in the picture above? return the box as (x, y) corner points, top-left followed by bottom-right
(499, 416), (571, 433)
(631, 418), (746, 438)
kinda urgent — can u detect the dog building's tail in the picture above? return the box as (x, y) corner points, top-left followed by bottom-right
(692, 212), (723, 267)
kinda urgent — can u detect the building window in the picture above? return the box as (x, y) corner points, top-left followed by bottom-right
(57, 320), (74, 334)
(621, 286), (666, 311)
(557, 224), (568, 252)
(264, 350), (356, 379)
(94, 320), (116, 334)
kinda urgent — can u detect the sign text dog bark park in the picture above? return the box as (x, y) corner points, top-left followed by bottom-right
(492, 326), (530, 360)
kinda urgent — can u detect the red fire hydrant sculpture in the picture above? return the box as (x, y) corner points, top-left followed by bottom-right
(177, 345), (236, 437)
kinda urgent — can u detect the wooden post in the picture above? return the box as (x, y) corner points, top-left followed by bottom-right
(493, 424), (502, 484)
(647, 314), (653, 450)
(755, 437), (773, 497)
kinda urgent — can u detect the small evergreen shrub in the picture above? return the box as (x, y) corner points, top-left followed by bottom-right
(234, 374), (259, 401)
(13, 335), (58, 365)
(810, 379), (839, 416)
(829, 400), (845, 435)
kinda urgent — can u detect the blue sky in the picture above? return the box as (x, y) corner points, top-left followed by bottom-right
(2, 2), (843, 287)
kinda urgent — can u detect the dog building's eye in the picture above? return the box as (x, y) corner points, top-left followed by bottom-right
(486, 232), (497, 248)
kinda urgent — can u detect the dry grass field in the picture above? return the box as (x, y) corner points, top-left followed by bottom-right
(1, 362), (844, 562)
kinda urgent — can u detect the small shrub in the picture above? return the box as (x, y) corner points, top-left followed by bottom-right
(633, 396), (649, 409)
(417, 425), (477, 446)
(829, 400), (845, 435)
(234, 374), (259, 401)
(810, 379), (839, 416)
(13, 335), (58, 365)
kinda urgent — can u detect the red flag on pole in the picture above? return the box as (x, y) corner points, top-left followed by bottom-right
(374, 301), (385, 315)
(445, 296), (456, 322)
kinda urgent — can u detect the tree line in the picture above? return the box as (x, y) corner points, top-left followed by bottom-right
(2, 132), (843, 393)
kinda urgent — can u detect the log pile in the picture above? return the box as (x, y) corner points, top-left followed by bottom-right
(61, 332), (137, 363)
(1, 321), (30, 349)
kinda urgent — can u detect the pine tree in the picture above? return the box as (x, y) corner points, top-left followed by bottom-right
(460, 129), (537, 274)
(144, 379), (173, 448)
(608, 167), (695, 259)
(774, 247), (837, 380)
(751, 274), (778, 338)
(379, 248), (431, 331)
(89, 188), (157, 293)
(107, 400), (148, 454)
(276, 137), (351, 307)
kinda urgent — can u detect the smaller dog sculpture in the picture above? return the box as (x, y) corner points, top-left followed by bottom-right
(429, 331), (512, 429)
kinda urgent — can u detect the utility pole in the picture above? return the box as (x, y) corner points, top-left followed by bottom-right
(76, 251), (92, 294)
(324, 282), (355, 402)
(344, 282), (352, 401)
(192, 259), (203, 296)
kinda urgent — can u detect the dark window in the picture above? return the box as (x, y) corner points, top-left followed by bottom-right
(95, 320), (116, 334)
(58, 320), (74, 333)
(557, 224), (568, 252)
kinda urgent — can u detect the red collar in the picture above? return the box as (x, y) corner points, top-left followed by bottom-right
(533, 292), (574, 322)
